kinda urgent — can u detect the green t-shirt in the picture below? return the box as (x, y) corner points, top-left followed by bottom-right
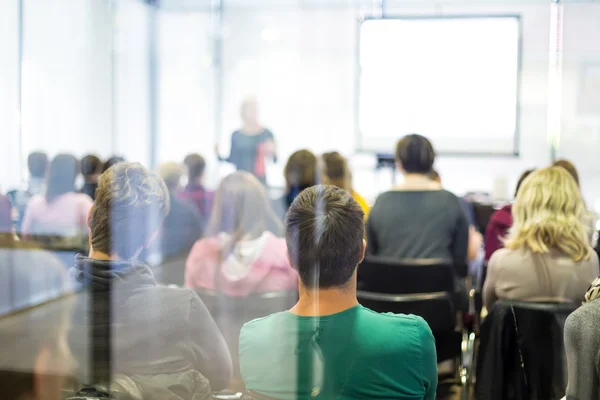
(239, 305), (437, 400)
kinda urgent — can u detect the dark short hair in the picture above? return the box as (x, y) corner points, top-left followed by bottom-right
(90, 162), (170, 259)
(552, 159), (579, 186)
(395, 134), (436, 174)
(322, 152), (350, 191)
(27, 152), (48, 178)
(46, 154), (78, 203)
(515, 168), (535, 197)
(184, 153), (206, 182)
(103, 156), (126, 173)
(284, 150), (319, 189)
(81, 155), (102, 177)
(285, 185), (364, 289)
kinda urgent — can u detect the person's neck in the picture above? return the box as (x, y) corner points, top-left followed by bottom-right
(395, 173), (439, 190)
(290, 284), (359, 317)
(242, 123), (262, 134)
(88, 248), (119, 261)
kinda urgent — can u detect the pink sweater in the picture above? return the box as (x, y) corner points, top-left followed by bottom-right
(185, 231), (298, 297)
(21, 193), (93, 236)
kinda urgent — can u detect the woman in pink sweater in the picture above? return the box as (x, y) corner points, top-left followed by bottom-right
(185, 172), (297, 297)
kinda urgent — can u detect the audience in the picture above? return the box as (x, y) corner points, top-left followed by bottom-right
(273, 149), (320, 220)
(321, 151), (370, 217)
(7, 152), (49, 232)
(0, 195), (69, 316)
(239, 185), (437, 399)
(154, 162), (205, 261)
(21, 154), (93, 239)
(68, 162), (232, 393)
(80, 154), (103, 200)
(484, 169), (535, 261)
(564, 276), (600, 400)
(483, 167), (599, 309)
(367, 134), (469, 269)
(27, 152), (49, 196)
(180, 153), (214, 218)
(185, 171), (296, 296)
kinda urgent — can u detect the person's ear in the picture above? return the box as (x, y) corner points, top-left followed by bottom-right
(359, 239), (366, 264)
(395, 161), (405, 174)
(86, 206), (93, 229)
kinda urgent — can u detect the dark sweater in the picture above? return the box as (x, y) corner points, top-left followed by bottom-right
(68, 255), (232, 390)
(367, 190), (469, 267)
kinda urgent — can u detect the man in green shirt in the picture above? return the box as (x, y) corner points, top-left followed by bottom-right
(239, 185), (438, 399)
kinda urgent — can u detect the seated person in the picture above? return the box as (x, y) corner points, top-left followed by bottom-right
(564, 277), (600, 400)
(240, 185), (437, 400)
(367, 134), (469, 269)
(483, 167), (599, 309)
(21, 154), (93, 241)
(154, 162), (205, 260)
(484, 169), (535, 261)
(185, 171), (296, 296)
(273, 149), (320, 220)
(180, 153), (214, 218)
(321, 151), (369, 218)
(68, 162), (232, 393)
(428, 169), (484, 282)
(80, 154), (103, 200)
(8, 152), (49, 233)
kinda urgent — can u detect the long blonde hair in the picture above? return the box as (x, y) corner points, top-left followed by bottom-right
(505, 166), (591, 262)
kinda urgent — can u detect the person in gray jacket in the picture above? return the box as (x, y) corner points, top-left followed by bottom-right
(68, 162), (232, 396)
(564, 276), (600, 400)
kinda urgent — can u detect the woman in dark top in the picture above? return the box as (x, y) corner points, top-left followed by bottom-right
(367, 134), (469, 268)
(217, 97), (276, 184)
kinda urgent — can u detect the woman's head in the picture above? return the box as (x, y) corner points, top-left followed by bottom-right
(241, 96), (259, 125)
(505, 166), (590, 262)
(208, 172), (282, 240)
(395, 134), (436, 174)
(284, 150), (319, 190)
(45, 154), (78, 203)
(322, 152), (351, 191)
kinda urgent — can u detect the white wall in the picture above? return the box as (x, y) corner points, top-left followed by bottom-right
(21, 0), (113, 161)
(0, 0), (21, 191)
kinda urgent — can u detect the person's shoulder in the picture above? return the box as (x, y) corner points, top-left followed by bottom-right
(360, 306), (430, 330)
(27, 194), (45, 206)
(566, 301), (600, 338)
(488, 247), (515, 265)
(241, 311), (287, 335)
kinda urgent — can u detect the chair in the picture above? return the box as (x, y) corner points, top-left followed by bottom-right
(475, 301), (577, 400)
(356, 257), (474, 398)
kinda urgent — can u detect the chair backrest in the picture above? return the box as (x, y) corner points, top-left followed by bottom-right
(476, 300), (577, 400)
(357, 257), (455, 295)
(356, 257), (457, 334)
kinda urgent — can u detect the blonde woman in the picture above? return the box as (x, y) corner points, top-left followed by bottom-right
(483, 167), (599, 309)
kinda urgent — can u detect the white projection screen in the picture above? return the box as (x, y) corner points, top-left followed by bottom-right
(358, 16), (521, 155)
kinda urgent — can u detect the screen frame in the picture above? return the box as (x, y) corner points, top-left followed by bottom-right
(355, 14), (523, 157)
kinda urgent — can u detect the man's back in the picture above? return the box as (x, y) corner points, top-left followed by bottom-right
(239, 305), (437, 400)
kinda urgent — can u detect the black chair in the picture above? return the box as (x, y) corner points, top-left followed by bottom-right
(356, 257), (473, 398)
(475, 301), (577, 400)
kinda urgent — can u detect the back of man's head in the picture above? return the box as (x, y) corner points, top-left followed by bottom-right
(183, 153), (206, 182)
(89, 162), (170, 259)
(285, 185), (364, 289)
(28, 152), (49, 179)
